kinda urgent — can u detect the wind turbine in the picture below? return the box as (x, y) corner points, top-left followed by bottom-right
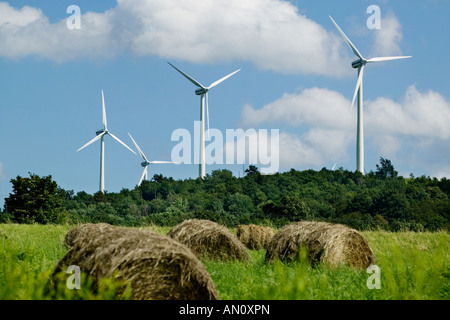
(128, 133), (178, 186)
(168, 62), (241, 180)
(329, 16), (411, 175)
(77, 90), (136, 193)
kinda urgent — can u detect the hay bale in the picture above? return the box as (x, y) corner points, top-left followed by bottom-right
(167, 219), (251, 262)
(237, 224), (276, 250)
(51, 225), (218, 300)
(63, 223), (116, 248)
(265, 221), (376, 270)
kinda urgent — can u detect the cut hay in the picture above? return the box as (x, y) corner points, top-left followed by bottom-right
(265, 221), (376, 270)
(167, 219), (251, 262)
(63, 223), (116, 248)
(237, 224), (276, 250)
(51, 224), (218, 300)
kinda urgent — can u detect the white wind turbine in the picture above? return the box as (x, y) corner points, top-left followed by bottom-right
(329, 16), (411, 175)
(128, 133), (178, 186)
(77, 90), (136, 193)
(168, 62), (241, 180)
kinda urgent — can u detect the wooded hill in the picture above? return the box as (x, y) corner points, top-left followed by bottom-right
(2, 159), (449, 231)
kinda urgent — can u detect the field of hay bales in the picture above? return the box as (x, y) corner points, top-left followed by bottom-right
(0, 223), (448, 300)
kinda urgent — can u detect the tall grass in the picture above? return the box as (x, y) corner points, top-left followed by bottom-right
(0, 224), (448, 300)
(203, 231), (449, 300)
(0, 224), (70, 299)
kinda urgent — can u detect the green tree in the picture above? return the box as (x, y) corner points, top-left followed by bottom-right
(245, 165), (260, 176)
(280, 195), (311, 220)
(73, 191), (94, 204)
(375, 157), (398, 179)
(4, 173), (66, 224)
(139, 180), (158, 201)
(348, 189), (373, 215)
(259, 200), (280, 217)
(225, 193), (255, 215)
(372, 189), (408, 222)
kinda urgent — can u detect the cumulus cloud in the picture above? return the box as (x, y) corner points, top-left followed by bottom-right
(372, 12), (404, 56)
(0, 3), (120, 62)
(221, 128), (280, 174)
(0, 0), (348, 75)
(431, 167), (450, 180)
(363, 85), (450, 175)
(240, 85), (450, 173)
(278, 130), (353, 169)
(365, 85), (450, 141)
(240, 87), (355, 170)
(0, 2), (42, 27)
(241, 87), (353, 129)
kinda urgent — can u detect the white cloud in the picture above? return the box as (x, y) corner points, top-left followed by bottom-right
(0, 0), (349, 75)
(0, 3), (119, 62)
(430, 167), (450, 180)
(279, 130), (353, 169)
(222, 128), (280, 174)
(0, 2), (42, 28)
(240, 87), (355, 170)
(365, 85), (450, 141)
(240, 88), (353, 129)
(240, 85), (450, 173)
(372, 12), (404, 56)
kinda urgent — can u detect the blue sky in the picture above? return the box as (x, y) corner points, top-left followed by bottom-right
(1, 0), (450, 205)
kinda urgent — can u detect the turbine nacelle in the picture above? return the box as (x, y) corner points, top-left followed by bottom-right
(141, 161), (150, 168)
(195, 88), (209, 96)
(96, 129), (106, 136)
(352, 58), (367, 69)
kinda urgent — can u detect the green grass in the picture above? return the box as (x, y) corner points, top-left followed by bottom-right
(205, 231), (449, 300)
(0, 224), (448, 300)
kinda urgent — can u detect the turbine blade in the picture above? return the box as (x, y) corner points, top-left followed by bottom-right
(367, 56), (412, 63)
(351, 66), (364, 112)
(138, 167), (148, 186)
(149, 161), (178, 164)
(108, 132), (137, 154)
(329, 16), (364, 60)
(76, 132), (104, 152)
(102, 90), (107, 130)
(128, 133), (148, 162)
(208, 69), (241, 89)
(167, 62), (206, 89)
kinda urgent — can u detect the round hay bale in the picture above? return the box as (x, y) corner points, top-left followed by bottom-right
(167, 219), (251, 262)
(265, 221), (376, 270)
(51, 225), (219, 300)
(237, 224), (276, 250)
(63, 223), (116, 248)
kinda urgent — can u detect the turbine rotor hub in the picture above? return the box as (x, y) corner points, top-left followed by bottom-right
(195, 88), (208, 95)
(352, 58), (367, 69)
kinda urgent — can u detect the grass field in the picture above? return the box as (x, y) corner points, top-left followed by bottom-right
(0, 224), (448, 300)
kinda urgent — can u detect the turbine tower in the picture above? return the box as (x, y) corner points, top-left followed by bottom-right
(329, 16), (411, 175)
(77, 90), (136, 193)
(128, 133), (177, 186)
(168, 62), (240, 180)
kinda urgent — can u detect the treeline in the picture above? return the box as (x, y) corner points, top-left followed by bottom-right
(1, 160), (449, 231)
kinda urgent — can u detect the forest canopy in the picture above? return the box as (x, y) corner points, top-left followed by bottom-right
(1, 159), (449, 232)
